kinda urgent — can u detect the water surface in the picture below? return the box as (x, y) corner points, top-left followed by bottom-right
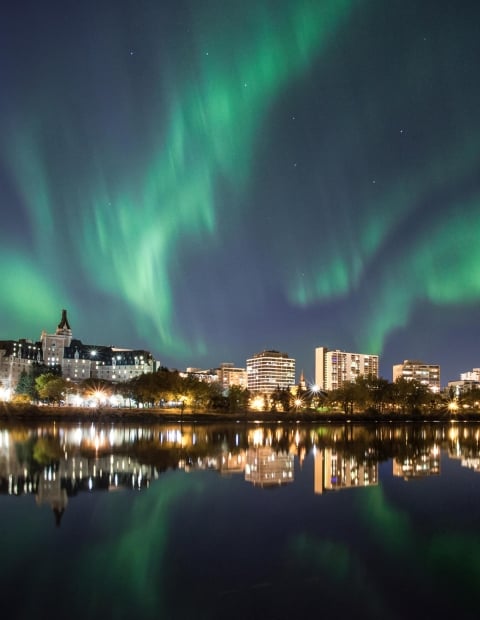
(0, 421), (479, 619)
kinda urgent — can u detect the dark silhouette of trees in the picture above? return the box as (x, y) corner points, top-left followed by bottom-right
(391, 377), (429, 414)
(458, 387), (480, 412)
(270, 386), (293, 412)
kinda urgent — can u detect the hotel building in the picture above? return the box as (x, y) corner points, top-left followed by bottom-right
(0, 309), (155, 398)
(246, 350), (295, 394)
(315, 347), (379, 391)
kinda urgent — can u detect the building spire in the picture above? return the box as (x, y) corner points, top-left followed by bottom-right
(57, 309), (71, 331)
(298, 369), (307, 391)
(55, 309), (72, 346)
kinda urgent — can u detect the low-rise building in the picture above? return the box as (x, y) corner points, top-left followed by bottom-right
(460, 369), (480, 381)
(181, 368), (218, 383)
(447, 380), (480, 397)
(392, 360), (441, 393)
(216, 363), (247, 392)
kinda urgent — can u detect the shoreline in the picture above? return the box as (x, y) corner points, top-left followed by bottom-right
(1, 403), (478, 424)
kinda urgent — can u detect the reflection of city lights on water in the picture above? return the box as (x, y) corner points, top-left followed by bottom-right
(0, 431), (9, 448)
(252, 429), (263, 446)
(448, 427), (459, 441)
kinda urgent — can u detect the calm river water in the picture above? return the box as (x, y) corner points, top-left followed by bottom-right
(1, 420), (479, 619)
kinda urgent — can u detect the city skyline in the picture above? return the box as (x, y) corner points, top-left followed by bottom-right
(1, 1), (479, 384)
(0, 307), (476, 388)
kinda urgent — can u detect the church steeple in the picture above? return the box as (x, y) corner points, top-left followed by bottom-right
(298, 369), (307, 391)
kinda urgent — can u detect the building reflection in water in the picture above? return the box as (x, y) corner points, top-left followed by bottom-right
(392, 445), (440, 480)
(3, 422), (480, 523)
(36, 467), (68, 526)
(314, 448), (378, 494)
(245, 447), (294, 487)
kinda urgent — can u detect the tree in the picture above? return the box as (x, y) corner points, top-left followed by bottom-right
(459, 387), (480, 412)
(15, 370), (37, 401)
(127, 373), (159, 407)
(35, 374), (69, 404)
(392, 377), (429, 414)
(182, 375), (214, 411)
(363, 375), (392, 413)
(330, 382), (358, 414)
(225, 385), (250, 413)
(270, 386), (292, 412)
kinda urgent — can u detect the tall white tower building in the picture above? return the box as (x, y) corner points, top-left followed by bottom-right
(315, 346), (379, 391)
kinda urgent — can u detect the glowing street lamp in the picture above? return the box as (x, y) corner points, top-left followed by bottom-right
(251, 396), (264, 411)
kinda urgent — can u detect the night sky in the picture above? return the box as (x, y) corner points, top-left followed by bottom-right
(1, 0), (479, 384)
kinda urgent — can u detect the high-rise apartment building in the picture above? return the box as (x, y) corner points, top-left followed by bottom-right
(246, 350), (295, 394)
(315, 346), (379, 391)
(392, 360), (440, 393)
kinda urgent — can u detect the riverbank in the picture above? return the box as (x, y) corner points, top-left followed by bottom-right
(1, 402), (478, 424)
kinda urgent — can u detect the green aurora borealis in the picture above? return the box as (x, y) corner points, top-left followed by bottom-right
(1, 0), (479, 377)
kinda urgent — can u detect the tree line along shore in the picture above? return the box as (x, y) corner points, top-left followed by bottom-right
(4, 366), (480, 419)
